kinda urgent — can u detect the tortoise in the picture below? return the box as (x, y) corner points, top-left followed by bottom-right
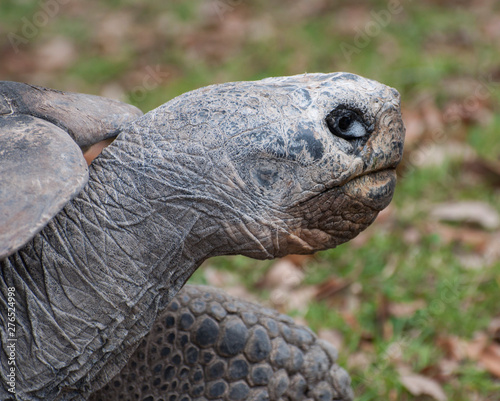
(0, 72), (405, 400)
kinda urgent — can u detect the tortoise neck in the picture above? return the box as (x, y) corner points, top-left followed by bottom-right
(1, 122), (276, 399)
(0, 140), (223, 399)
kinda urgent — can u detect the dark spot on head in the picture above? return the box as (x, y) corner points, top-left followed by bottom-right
(293, 88), (312, 108)
(288, 126), (324, 163)
(253, 167), (279, 188)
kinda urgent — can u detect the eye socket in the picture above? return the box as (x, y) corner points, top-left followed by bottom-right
(326, 109), (369, 140)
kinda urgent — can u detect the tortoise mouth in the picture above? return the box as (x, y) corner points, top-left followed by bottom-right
(283, 168), (396, 255)
(342, 168), (397, 212)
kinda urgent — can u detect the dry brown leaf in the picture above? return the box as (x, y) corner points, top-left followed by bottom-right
(339, 311), (360, 331)
(95, 12), (133, 56)
(347, 351), (373, 370)
(403, 226), (421, 245)
(375, 294), (391, 336)
(181, 11), (250, 63)
(415, 142), (475, 168)
(436, 358), (460, 379)
(488, 316), (500, 342)
(260, 259), (304, 290)
(426, 222), (490, 250)
(269, 285), (316, 313)
(466, 332), (489, 360)
(318, 328), (344, 351)
(35, 37), (77, 72)
(223, 284), (256, 303)
(457, 253), (487, 270)
(398, 368), (448, 401)
(285, 254), (314, 267)
(484, 234), (500, 265)
(288, 0), (330, 19)
(388, 299), (426, 318)
(315, 277), (349, 300)
(401, 108), (425, 148)
(465, 158), (500, 188)
(203, 266), (237, 288)
(100, 83), (126, 102)
(437, 335), (468, 361)
(430, 201), (500, 230)
(462, 331), (500, 378)
(333, 5), (371, 35)
(420, 97), (444, 135)
(442, 84), (493, 126)
(478, 343), (500, 378)
(483, 15), (500, 40)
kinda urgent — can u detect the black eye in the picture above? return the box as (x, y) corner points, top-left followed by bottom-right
(338, 115), (353, 131)
(326, 109), (369, 141)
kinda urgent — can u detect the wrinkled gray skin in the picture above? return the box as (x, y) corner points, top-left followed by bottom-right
(0, 73), (404, 400)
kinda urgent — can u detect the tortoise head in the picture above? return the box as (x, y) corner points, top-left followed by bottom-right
(223, 73), (405, 256)
(121, 72), (405, 259)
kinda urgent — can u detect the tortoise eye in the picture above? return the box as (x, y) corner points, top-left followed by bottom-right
(338, 115), (353, 131)
(326, 109), (368, 141)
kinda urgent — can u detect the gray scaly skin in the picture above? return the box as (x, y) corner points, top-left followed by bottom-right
(0, 73), (404, 400)
(90, 285), (354, 401)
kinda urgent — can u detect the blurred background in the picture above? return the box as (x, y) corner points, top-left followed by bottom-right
(1, 0), (500, 399)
